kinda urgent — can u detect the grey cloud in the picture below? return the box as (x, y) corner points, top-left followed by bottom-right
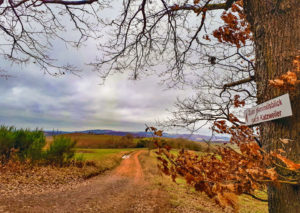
(0, 61), (193, 132)
(0, 25), (211, 134)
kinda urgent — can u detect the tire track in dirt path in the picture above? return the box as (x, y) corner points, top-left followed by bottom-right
(114, 150), (144, 184)
(0, 150), (169, 213)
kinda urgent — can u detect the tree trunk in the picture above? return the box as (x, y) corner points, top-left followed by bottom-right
(244, 0), (300, 212)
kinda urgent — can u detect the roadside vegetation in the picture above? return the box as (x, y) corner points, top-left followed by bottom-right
(0, 125), (269, 211)
(0, 126), (76, 166)
(139, 150), (268, 213)
(137, 137), (204, 151)
(0, 126), (137, 197)
(51, 132), (205, 151)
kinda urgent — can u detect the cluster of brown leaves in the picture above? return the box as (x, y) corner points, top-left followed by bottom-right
(154, 118), (300, 211)
(212, 121), (300, 171)
(272, 152), (300, 171)
(269, 56), (300, 90)
(233, 95), (245, 108)
(170, 4), (180, 11)
(212, 0), (252, 48)
(157, 145), (268, 211)
(145, 126), (163, 137)
(213, 120), (254, 145)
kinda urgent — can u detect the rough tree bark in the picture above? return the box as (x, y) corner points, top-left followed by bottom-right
(244, 0), (300, 212)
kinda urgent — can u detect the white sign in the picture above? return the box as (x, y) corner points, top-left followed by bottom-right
(244, 93), (293, 125)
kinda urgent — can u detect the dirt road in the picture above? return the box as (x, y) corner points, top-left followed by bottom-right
(0, 151), (170, 213)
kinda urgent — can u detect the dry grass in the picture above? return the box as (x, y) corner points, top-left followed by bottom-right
(238, 191), (268, 213)
(139, 151), (268, 213)
(0, 148), (137, 197)
(0, 160), (88, 197)
(139, 151), (224, 213)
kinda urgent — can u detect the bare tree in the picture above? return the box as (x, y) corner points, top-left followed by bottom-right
(93, 0), (255, 128)
(93, 1), (300, 211)
(1, 0), (299, 211)
(0, 0), (107, 75)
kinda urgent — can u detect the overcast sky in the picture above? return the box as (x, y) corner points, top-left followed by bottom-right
(0, 63), (200, 132)
(0, 2), (215, 135)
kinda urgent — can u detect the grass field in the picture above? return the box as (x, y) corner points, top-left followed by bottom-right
(75, 148), (141, 161)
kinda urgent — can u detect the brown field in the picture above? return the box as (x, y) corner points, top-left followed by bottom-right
(46, 133), (125, 148)
(46, 133), (207, 151)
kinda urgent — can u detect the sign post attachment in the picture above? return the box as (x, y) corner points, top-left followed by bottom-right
(244, 93), (293, 126)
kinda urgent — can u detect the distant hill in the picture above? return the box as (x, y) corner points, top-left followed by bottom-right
(44, 129), (229, 142)
(44, 130), (70, 136)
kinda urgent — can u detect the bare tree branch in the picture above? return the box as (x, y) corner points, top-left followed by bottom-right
(0, 0), (106, 75)
(220, 75), (255, 97)
(170, 0), (238, 12)
(40, 0), (98, 5)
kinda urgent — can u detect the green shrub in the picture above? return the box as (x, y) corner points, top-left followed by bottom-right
(0, 126), (45, 163)
(136, 138), (153, 148)
(25, 134), (46, 161)
(45, 136), (76, 166)
(14, 129), (45, 161)
(0, 126), (78, 166)
(136, 139), (147, 148)
(0, 126), (16, 162)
